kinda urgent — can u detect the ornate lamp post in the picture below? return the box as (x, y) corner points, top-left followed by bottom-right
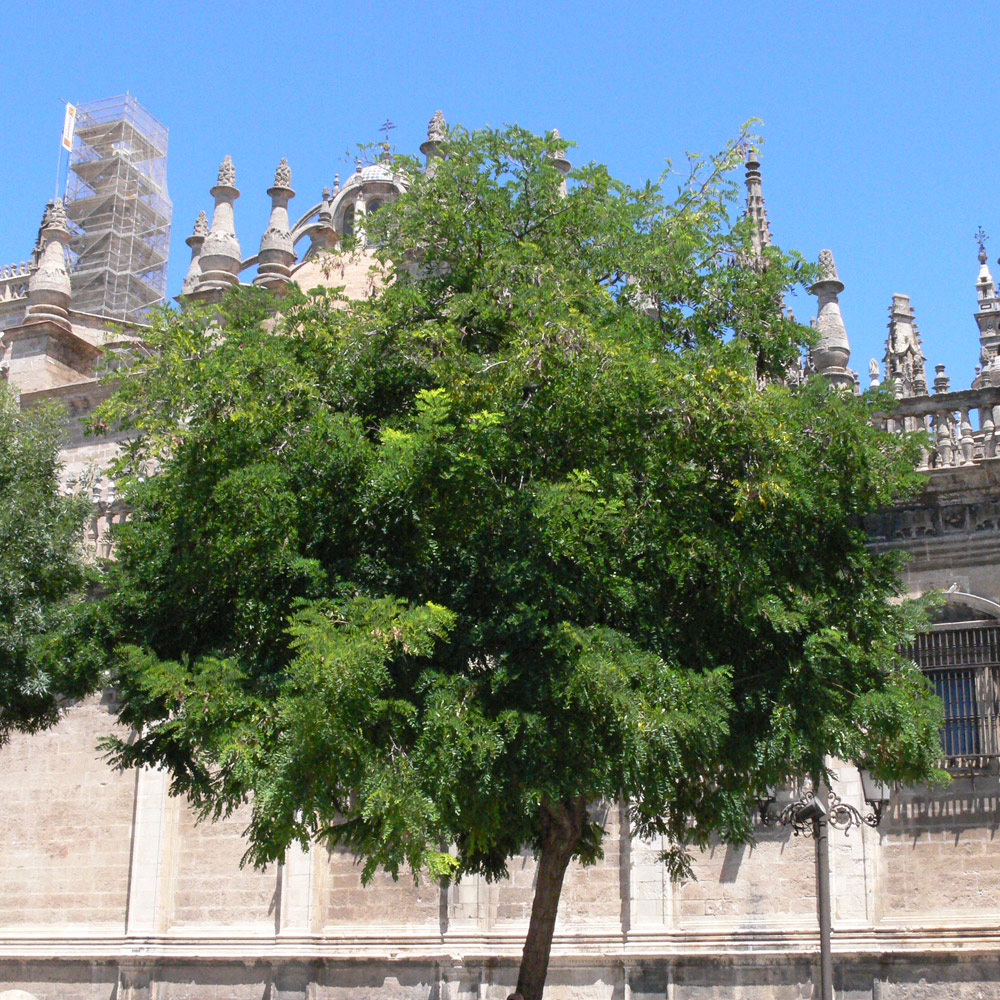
(757, 772), (890, 1000)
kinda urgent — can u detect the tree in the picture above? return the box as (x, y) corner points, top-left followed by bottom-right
(89, 126), (944, 1000)
(0, 383), (93, 746)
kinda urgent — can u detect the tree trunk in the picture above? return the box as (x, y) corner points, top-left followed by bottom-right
(516, 797), (588, 1000)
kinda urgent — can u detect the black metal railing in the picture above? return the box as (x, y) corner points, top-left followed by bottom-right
(906, 625), (1000, 770)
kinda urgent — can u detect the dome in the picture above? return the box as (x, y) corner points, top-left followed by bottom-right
(358, 162), (394, 183)
(342, 159), (397, 189)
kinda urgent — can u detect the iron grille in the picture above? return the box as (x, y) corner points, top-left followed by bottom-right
(906, 625), (1000, 769)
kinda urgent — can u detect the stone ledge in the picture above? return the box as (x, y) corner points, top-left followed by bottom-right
(1, 924), (999, 961)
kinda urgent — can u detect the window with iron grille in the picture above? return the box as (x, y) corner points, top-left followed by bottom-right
(906, 625), (1000, 767)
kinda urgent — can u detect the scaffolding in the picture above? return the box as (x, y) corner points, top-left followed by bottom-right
(64, 94), (172, 323)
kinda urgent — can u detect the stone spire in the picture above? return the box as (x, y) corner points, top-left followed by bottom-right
(809, 249), (854, 388)
(420, 110), (447, 176)
(307, 185), (338, 258)
(549, 129), (571, 198)
(180, 211), (209, 297)
(194, 156), (242, 295)
(255, 158), (297, 292)
(25, 197), (72, 326)
(973, 228), (1000, 387)
(744, 147), (772, 258)
(976, 227), (994, 302)
(31, 200), (55, 267)
(883, 293), (928, 397)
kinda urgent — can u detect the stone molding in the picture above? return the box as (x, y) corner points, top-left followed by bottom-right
(2, 922), (1000, 961)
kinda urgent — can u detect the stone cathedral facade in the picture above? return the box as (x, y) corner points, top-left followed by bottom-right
(1, 113), (999, 1000)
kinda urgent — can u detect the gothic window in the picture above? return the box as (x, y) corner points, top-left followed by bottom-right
(341, 205), (354, 237)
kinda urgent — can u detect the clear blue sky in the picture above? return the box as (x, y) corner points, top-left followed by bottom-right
(1, 1), (992, 388)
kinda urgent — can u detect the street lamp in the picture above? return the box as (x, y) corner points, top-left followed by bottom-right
(859, 768), (891, 826)
(756, 771), (889, 1000)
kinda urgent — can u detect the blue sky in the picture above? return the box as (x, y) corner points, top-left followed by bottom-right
(1, 1), (993, 387)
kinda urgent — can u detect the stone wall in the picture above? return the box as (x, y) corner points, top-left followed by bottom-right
(3, 958), (1000, 1000)
(879, 776), (1000, 922)
(169, 803), (279, 930)
(0, 696), (134, 931)
(2, 693), (1000, 999)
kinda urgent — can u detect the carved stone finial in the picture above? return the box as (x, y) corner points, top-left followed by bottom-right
(26, 197), (72, 325)
(428, 109), (446, 142)
(549, 129), (571, 199)
(217, 155), (235, 187)
(975, 229), (997, 311)
(311, 182), (338, 255)
(549, 129), (570, 166)
(257, 159), (297, 292)
(181, 212), (209, 297)
(31, 201), (56, 266)
(883, 292), (927, 397)
(273, 157), (292, 188)
(816, 249), (841, 285)
(194, 158), (241, 296)
(192, 210), (209, 239)
(809, 248), (852, 387)
(421, 112), (447, 175)
(46, 198), (69, 233)
(869, 358), (880, 387)
(742, 146), (771, 264)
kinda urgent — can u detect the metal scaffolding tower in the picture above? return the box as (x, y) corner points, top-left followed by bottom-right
(64, 94), (171, 323)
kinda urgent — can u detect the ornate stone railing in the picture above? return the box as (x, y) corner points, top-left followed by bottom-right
(878, 384), (1000, 471)
(0, 261), (30, 303)
(63, 473), (126, 562)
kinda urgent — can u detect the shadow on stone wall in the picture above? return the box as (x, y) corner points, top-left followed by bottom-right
(884, 778), (1000, 846)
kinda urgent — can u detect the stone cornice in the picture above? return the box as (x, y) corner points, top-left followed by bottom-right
(2, 316), (102, 362)
(18, 376), (113, 407)
(1, 923), (999, 961)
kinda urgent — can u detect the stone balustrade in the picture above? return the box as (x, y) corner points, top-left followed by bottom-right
(879, 384), (1000, 471)
(0, 261), (30, 302)
(62, 473), (126, 561)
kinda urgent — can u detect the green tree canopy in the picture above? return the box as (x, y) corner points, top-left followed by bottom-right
(0, 384), (93, 745)
(90, 125), (944, 1000)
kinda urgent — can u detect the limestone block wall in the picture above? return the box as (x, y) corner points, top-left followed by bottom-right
(3, 694), (1000, 946)
(290, 250), (382, 303)
(0, 696), (134, 931)
(677, 829), (817, 927)
(167, 802), (279, 930)
(878, 774), (1000, 923)
(319, 850), (441, 929)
